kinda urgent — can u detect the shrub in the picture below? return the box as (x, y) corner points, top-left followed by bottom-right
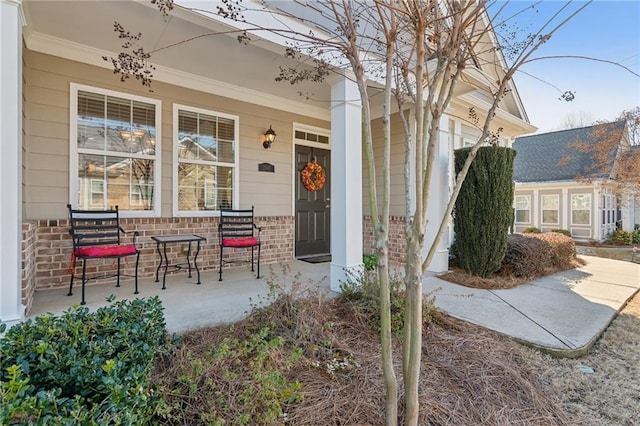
(451, 146), (516, 277)
(607, 230), (633, 245)
(522, 227), (541, 234)
(362, 253), (379, 271)
(632, 228), (640, 244)
(501, 234), (550, 278)
(550, 229), (572, 238)
(0, 296), (169, 425)
(500, 233), (576, 278)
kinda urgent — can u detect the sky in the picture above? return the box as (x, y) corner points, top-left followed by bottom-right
(491, 0), (640, 134)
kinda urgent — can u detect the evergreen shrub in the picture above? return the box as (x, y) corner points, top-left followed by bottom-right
(0, 296), (169, 425)
(451, 146), (516, 277)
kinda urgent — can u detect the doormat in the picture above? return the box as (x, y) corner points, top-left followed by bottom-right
(299, 255), (332, 264)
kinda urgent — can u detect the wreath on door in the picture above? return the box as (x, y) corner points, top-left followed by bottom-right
(300, 161), (326, 192)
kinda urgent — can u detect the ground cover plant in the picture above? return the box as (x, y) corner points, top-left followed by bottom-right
(0, 296), (168, 425)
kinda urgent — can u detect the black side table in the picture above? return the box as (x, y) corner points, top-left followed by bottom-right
(151, 234), (206, 289)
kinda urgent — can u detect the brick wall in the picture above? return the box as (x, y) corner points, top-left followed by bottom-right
(363, 215), (407, 264)
(22, 216), (295, 312)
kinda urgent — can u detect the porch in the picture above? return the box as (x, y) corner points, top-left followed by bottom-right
(27, 260), (333, 334)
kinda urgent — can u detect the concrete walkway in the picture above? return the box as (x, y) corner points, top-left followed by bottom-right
(26, 255), (639, 357)
(424, 255), (640, 357)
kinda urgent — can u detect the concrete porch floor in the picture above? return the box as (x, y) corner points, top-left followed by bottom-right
(28, 260), (334, 334)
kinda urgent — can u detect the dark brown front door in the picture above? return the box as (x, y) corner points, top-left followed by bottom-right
(295, 146), (330, 257)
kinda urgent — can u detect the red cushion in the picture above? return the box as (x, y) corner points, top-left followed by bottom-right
(222, 237), (258, 247)
(75, 245), (137, 258)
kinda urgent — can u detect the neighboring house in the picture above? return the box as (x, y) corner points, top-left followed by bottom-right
(0, 0), (535, 323)
(512, 121), (638, 241)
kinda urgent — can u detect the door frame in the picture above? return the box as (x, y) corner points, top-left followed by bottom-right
(292, 123), (331, 257)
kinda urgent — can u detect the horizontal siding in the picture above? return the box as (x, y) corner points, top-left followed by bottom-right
(24, 49), (329, 220)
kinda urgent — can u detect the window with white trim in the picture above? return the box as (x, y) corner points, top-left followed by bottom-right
(174, 105), (238, 214)
(571, 193), (591, 225)
(541, 194), (559, 224)
(71, 84), (160, 215)
(514, 195), (531, 223)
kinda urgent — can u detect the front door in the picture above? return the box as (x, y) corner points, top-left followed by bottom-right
(295, 146), (330, 257)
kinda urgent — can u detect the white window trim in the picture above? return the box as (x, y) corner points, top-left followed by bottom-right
(514, 195), (531, 224)
(172, 104), (240, 217)
(69, 83), (162, 217)
(541, 194), (559, 225)
(571, 193), (592, 226)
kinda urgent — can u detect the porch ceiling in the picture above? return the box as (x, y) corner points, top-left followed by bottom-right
(22, 0), (331, 110)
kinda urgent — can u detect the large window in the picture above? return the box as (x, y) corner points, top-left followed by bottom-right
(571, 193), (591, 225)
(71, 84), (161, 216)
(541, 194), (559, 224)
(514, 195), (531, 223)
(174, 105), (238, 215)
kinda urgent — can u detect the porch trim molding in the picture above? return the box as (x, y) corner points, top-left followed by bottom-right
(329, 74), (363, 292)
(0, 0), (24, 324)
(24, 32), (330, 122)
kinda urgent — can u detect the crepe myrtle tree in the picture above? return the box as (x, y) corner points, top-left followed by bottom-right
(566, 107), (640, 196)
(106, 1), (596, 423)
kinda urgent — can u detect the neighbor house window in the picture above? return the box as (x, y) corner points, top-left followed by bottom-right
(71, 84), (161, 216)
(571, 193), (591, 225)
(541, 194), (559, 224)
(174, 105), (238, 215)
(515, 195), (531, 223)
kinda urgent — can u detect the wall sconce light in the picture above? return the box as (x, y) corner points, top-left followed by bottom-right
(262, 125), (277, 149)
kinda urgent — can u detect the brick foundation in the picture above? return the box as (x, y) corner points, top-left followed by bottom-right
(22, 215), (412, 314)
(21, 216), (294, 313)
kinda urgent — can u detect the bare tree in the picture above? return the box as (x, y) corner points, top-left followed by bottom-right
(569, 107), (640, 194)
(107, 0), (604, 423)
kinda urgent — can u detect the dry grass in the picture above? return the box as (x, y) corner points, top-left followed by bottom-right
(523, 293), (640, 426)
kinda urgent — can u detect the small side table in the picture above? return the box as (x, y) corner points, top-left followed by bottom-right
(151, 234), (206, 289)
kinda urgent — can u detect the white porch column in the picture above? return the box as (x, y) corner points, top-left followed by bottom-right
(329, 75), (362, 292)
(0, 0), (24, 324)
(423, 115), (451, 273)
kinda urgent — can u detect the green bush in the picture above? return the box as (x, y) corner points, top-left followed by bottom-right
(501, 233), (576, 278)
(1, 296), (169, 425)
(522, 227), (541, 234)
(550, 229), (572, 238)
(632, 228), (640, 244)
(607, 230), (633, 245)
(451, 146), (516, 277)
(362, 253), (379, 271)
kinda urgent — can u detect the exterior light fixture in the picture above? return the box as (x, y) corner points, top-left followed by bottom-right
(263, 125), (277, 149)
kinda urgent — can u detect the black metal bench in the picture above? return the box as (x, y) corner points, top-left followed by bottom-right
(218, 206), (261, 281)
(67, 204), (140, 305)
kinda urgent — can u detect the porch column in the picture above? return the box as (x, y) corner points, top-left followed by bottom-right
(329, 75), (362, 292)
(0, 0), (24, 324)
(422, 114), (451, 273)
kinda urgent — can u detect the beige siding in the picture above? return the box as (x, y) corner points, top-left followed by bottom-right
(363, 112), (409, 217)
(23, 49), (329, 220)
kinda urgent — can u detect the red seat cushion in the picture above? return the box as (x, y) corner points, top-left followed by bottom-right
(75, 245), (138, 258)
(222, 237), (259, 247)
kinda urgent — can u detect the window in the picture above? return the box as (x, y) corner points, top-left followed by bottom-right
(514, 195), (530, 223)
(174, 105), (238, 215)
(571, 193), (591, 225)
(541, 194), (559, 224)
(71, 84), (161, 216)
